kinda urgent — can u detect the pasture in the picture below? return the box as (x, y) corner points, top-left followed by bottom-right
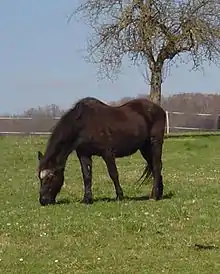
(0, 135), (220, 273)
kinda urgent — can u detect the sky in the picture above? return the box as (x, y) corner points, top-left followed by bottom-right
(0, 1), (219, 114)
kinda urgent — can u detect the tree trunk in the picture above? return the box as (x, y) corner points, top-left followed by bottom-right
(149, 64), (163, 105)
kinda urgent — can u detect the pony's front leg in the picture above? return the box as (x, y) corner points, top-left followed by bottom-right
(77, 153), (93, 204)
(150, 137), (164, 200)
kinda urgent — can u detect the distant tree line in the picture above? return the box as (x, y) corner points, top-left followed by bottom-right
(17, 93), (220, 117)
(0, 93), (220, 133)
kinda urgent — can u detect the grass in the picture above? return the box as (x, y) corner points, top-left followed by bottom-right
(166, 131), (220, 138)
(0, 135), (220, 273)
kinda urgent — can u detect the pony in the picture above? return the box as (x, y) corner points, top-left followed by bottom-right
(37, 97), (166, 206)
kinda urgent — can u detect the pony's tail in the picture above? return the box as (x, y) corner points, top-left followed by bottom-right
(136, 139), (153, 188)
(137, 165), (153, 184)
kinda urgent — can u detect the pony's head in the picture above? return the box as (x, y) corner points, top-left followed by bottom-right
(37, 151), (64, 206)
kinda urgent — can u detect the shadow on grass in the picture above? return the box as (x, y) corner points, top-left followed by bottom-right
(193, 244), (219, 251)
(55, 191), (174, 205)
(93, 191), (174, 203)
(56, 198), (71, 205)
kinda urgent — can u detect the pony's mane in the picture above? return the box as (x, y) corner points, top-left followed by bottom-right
(40, 97), (103, 166)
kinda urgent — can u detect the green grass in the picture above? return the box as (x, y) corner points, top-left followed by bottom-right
(0, 135), (220, 273)
(166, 131), (220, 138)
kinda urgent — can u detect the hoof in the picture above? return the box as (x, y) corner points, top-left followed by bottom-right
(149, 195), (163, 201)
(150, 188), (163, 201)
(81, 197), (93, 204)
(116, 195), (124, 201)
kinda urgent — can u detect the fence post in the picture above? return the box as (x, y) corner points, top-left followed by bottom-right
(165, 110), (170, 134)
(215, 114), (220, 130)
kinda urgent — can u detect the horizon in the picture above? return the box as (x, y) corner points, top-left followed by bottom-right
(0, 1), (219, 115)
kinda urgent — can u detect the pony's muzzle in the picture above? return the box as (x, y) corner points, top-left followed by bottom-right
(39, 196), (55, 206)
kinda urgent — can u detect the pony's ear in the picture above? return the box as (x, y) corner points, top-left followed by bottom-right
(38, 151), (44, 161)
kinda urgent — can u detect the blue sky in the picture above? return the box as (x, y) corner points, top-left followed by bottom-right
(0, 1), (219, 114)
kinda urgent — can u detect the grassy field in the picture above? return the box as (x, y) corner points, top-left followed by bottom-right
(0, 135), (220, 273)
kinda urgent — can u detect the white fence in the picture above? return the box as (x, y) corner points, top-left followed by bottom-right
(165, 111), (220, 134)
(0, 111), (219, 135)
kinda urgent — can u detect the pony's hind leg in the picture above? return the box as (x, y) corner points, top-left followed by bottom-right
(150, 137), (164, 200)
(102, 154), (124, 200)
(77, 153), (93, 204)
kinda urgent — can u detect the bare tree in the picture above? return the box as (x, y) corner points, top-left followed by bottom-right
(72, 0), (220, 104)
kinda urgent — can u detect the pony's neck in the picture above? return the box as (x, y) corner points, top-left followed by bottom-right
(43, 141), (74, 170)
(42, 117), (79, 170)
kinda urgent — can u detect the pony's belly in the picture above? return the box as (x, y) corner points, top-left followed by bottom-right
(76, 138), (144, 158)
(113, 139), (144, 157)
(114, 147), (139, 157)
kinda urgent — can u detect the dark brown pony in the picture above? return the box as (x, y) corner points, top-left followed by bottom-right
(37, 97), (166, 206)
